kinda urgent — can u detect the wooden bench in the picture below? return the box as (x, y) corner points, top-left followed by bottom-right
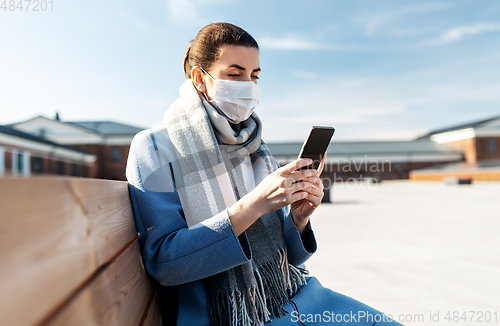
(0, 177), (162, 326)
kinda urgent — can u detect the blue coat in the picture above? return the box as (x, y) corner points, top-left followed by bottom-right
(126, 126), (317, 325)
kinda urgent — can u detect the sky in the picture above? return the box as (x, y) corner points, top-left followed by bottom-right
(1, 0), (499, 142)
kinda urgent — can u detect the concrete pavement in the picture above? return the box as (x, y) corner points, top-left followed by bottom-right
(304, 180), (500, 325)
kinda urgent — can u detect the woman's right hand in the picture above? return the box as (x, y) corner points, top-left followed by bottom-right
(228, 158), (319, 236)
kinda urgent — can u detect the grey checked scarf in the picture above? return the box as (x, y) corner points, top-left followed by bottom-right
(164, 80), (307, 326)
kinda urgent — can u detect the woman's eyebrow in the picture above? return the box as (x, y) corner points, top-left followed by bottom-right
(229, 64), (261, 73)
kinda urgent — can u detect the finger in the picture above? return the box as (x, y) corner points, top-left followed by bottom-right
(308, 187), (324, 198)
(290, 167), (319, 180)
(282, 169), (318, 187)
(288, 180), (315, 193)
(301, 176), (324, 189)
(285, 178), (322, 196)
(305, 193), (323, 207)
(313, 176), (324, 190)
(281, 158), (313, 174)
(289, 190), (309, 203)
(298, 183), (323, 198)
(318, 154), (326, 176)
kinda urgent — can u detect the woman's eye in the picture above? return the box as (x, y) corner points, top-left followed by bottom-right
(228, 74), (240, 77)
(252, 76), (260, 80)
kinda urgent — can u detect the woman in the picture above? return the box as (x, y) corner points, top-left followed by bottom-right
(126, 22), (403, 326)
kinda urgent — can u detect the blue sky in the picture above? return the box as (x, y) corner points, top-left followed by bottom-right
(1, 0), (499, 141)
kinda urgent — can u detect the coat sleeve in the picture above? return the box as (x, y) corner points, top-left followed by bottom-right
(283, 210), (317, 267)
(271, 160), (317, 267)
(126, 129), (252, 287)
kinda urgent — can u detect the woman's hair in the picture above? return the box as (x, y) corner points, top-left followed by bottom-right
(183, 22), (259, 79)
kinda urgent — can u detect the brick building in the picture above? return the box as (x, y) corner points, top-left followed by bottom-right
(416, 115), (500, 163)
(8, 114), (498, 182)
(267, 140), (463, 183)
(0, 125), (97, 177)
(9, 116), (144, 180)
(411, 115), (500, 180)
(269, 115), (500, 184)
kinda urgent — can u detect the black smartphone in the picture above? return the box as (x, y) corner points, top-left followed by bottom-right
(298, 126), (335, 170)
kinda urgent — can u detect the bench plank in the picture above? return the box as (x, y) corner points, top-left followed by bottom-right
(45, 239), (156, 326)
(0, 178), (141, 326)
(70, 178), (138, 264)
(141, 294), (163, 326)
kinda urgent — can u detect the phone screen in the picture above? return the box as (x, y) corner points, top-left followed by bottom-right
(298, 126), (335, 170)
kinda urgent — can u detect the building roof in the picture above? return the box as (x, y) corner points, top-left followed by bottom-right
(267, 140), (462, 157)
(1, 125), (55, 145)
(0, 125), (92, 155)
(67, 121), (144, 136)
(416, 115), (500, 140)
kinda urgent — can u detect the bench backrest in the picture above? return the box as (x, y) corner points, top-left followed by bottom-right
(0, 177), (161, 326)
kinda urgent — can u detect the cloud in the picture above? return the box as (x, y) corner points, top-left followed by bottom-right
(259, 34), (323, 50)
(164, 0), (227, 25)
(356, 3), (448, 36)
(419, 23), (500, 47)
(259, 34), (361, 51)
(166, 0), (199, 22)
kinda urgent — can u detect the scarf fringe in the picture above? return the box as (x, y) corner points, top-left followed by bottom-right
(208, 249), (308, 326)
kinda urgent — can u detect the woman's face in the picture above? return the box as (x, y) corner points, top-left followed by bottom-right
(193, 44), (260, 100)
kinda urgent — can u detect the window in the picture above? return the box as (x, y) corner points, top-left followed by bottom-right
(71, 163), (77, 176)
(33, 157), (43, 173)
(17, 152), (23, 172)
(57, 161), (65, 175)
(487, 139), (497, 153)
(82, 165), (89, 177)
(11, 151), (30, 176)
(111, 147), (122, 162)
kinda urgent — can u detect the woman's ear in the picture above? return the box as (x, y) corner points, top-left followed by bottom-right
(191, 66), (207, 93)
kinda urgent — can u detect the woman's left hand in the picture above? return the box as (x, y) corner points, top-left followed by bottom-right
(290, 156), (325, 236)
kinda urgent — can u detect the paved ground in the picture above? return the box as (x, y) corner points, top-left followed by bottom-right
(305, 180), (500, 325)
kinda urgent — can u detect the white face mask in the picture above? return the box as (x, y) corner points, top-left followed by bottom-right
(201, 68), (260, 124)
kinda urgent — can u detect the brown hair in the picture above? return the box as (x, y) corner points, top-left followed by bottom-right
(183, 22), (259, 79)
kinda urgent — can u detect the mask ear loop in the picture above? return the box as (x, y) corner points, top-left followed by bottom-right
(199, 67), (215, 81)
(191, 66), (214, 94)
(198, 67), (216, 102)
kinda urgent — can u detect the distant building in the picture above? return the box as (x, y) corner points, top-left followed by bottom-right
(416, 115), (500, 163)
(7, 113), (499, 182)
(9, 116), (144, 180)
(267, 140), (464, 184)
(411, 115), (500, 181)
(0, 125), (96, 177)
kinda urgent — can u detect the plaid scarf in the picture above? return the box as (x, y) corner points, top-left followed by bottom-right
(163, 80), (306, 326)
